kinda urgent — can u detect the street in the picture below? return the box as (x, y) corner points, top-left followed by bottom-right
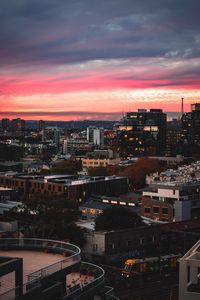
(104, 266), (179, 300)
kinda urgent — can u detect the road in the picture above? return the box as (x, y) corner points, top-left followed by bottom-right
(103, 266), (179, 300)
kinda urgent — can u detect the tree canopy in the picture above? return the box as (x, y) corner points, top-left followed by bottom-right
(0, 144), (25, 162)
(120, 157), (163, 190)
(8, 193), (85, 247)
(50, 159), (82, 175)
(95, 206), (143, 231)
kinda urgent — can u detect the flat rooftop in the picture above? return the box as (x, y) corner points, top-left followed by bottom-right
(0, 250), (64, 294)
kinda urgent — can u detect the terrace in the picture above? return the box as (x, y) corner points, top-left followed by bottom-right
(0, 238), (106, 300)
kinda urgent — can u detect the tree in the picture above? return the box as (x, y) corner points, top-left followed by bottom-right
(87, 166), (109, 177)
(64, 224), (86, 247)
(95, 206), (143, 231)
(50, 159), (82, 175)
(121, 157), (163, 190)
(0, 144), (25, 162)
(7, 193), (85, 244)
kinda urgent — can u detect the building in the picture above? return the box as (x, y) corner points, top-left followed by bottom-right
(141, 179), (200, 222)
(181, 103), (200, 156)
(79, 194), (141, 219)
(146, 161), (200, 185)
(179, 240), (200, 300)
(63, 139), (68, 155)
(1, 118), (10, 132)
(0, 173), (128, 203)
(38, 120), (45, 132)
(117, 109), (166, 159)
(0, 238), (116, 300)
(81, 150), (120, 169)
(79, 224), (161, 263)
(63, 138), (92, 156)
(141, 196), (174, 222)
(43, 127), (61, 153)
(87, 127), (104, 146)
(0, 187), (21, 214)
(11, 118), (26, 133)
(166, 119), (181, 156)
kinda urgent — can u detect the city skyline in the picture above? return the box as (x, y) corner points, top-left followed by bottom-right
(1, 0), (200, 120)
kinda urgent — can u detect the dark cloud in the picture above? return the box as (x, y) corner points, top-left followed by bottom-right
(0, 110), (122, 120)
(0, 0), (200, 66)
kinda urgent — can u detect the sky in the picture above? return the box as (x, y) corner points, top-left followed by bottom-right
(0, 0), (200, 121)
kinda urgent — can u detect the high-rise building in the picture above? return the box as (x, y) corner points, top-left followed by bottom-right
(86, 126), (104, 146)
(11, 118), (25, 132)
(38, 120), (45, 132)
(53, 128), (60, 153)
(1, 118), (10, 131)
(166, 119), (181, 156)
(181, 103), (200, 156)
(117, 109), (166, 159)
(63, 139), (68, 154)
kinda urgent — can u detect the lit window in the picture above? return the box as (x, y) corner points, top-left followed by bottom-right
(103, 199), (109, 203)
(111, 201), (117, 204)
(119, 201), (126, 205)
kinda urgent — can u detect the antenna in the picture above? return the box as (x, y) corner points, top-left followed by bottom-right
(181, 97), (184, 117)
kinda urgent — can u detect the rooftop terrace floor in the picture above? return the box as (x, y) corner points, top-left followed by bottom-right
(0, 250), (64, 295)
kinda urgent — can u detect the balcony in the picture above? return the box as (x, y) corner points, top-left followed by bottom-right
(0, 238), (107, 300)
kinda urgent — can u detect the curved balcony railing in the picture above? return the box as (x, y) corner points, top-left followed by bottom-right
(0, 238), (81, 300)
(65, 262), (105, 299)
(0, 239), (108, 300)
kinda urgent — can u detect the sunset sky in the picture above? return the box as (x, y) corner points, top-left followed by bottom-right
(0, 0), (200, 120)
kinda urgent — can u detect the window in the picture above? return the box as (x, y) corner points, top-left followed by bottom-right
(102, 199), (109, 203)
(108, 243), (115, 249)
(153, 206), (159, 214)
(128, 203), (135, 206)
(93, 244), (98, 252)
(127, 240), (132, 247)
(144, 207), (151, 213)
(111, 201), (117, 204)
(162, 207), (168, 215)
(82, 208), (87, 214)
(119, 201), (126, 205)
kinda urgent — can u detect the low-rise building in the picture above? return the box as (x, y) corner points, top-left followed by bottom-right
(141, 180), (200, 222)
(80, 194), (141, 219)
(0, 173), (128, 203)
(79, 224), (161, 263)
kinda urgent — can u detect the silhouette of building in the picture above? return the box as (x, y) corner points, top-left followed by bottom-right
(181, 103), (200, 156)
(38, 120), (45, 132)
(166, 119), (181, 156)
(11, 118), (26, 132)
(1, 118), (10, 131)
(117, 109), (166, 159)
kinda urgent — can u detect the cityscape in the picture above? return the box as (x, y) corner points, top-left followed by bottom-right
(1, 1), (200, 300)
